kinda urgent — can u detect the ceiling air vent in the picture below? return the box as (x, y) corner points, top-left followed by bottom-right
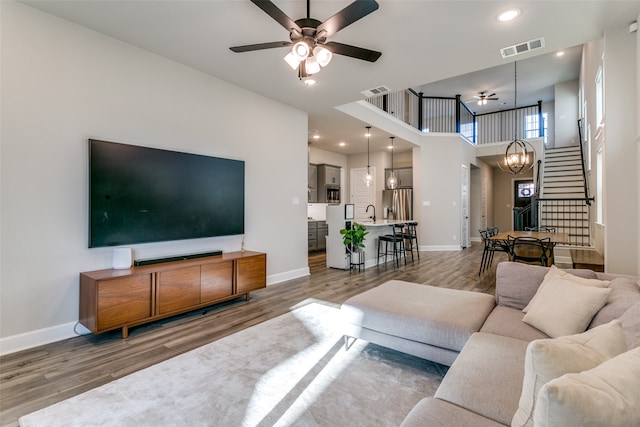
(500, 37), (545, 59)
(361, 85), (391, 97)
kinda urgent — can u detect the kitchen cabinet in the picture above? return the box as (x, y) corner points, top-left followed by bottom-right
(308, 163), (318, 203)
(80, 251), (266, 338)
(308, 221), (317, 251)
(385, 167), (413, 189)
(318, 164), (340, 186)
(308, 220), (327, 252)
(317, 164), (341, 204)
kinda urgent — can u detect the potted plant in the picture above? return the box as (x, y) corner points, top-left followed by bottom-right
(340, 222), (368, 265)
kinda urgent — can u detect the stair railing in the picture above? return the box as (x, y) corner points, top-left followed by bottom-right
(577, 118), (591, 205)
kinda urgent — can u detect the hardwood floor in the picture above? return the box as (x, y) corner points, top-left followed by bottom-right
(0, 242), (503, 426)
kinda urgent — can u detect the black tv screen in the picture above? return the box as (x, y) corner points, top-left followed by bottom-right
(89, 139), (244, 248)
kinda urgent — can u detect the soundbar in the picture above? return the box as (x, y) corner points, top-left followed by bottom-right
(134, 250), (223, 267)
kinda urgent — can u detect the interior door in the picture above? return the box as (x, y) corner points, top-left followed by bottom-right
(514, 179), (534, 229)
(461, 165), (470, 248)
(350, 167), (375, 222)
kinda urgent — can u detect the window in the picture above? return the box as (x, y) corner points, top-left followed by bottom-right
(525, 113), (548, 144)
(595, 66), (604, 126)
(596, 145), (603, 225)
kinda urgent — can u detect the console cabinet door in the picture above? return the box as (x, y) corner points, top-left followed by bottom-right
(157, 266), (201, 315)
(236, 254), (267, 294)
(97, 274), (152, 331)
(201, 260), (234, 303)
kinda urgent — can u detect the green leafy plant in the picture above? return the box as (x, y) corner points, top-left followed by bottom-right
(340, 222), (368, 252)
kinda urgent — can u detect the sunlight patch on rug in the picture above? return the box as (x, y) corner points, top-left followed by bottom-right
(19, 302), (446, 427)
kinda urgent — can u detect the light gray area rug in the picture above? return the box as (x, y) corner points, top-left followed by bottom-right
(20, 302), (446, 427)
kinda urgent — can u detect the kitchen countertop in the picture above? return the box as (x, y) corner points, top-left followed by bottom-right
(358, 220), (413, 227)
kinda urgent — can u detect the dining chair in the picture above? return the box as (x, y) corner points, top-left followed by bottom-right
(507, 236), (552, 266)
(478, 228), (509, 275)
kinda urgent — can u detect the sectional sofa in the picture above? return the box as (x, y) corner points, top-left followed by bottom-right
(341, 262), (640, 426)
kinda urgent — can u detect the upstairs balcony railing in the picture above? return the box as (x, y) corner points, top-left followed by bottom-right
(366, 89), (543, 144)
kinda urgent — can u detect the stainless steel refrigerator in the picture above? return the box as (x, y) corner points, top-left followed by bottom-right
(382, 189), (413, 221)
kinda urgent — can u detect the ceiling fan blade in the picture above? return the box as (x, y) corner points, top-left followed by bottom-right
(487, 93), (496, 97)
(324, 41), (381, 62)
(317, 0), (379, 38)
(230, 41), (292, 53)
(250, 0), (301, 33)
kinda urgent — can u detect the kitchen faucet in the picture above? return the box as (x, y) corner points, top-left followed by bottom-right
(366, 204), (376, 222)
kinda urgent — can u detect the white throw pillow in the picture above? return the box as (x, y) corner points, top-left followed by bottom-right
(523, 266), (609, 313)
(522, 277), (611, 338)
(511, 320), (627, 427)
(533, 347), (640, 427)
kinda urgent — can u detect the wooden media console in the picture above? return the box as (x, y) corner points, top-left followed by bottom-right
(80, 251), (266, 338)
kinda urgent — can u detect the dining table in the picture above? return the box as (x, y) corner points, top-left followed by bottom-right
(488, 230), (570, 244)
(488, 230), (570, 266)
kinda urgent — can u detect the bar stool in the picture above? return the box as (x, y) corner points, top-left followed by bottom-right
(402, 222), (420, 261)
(377, 224), (406, 267)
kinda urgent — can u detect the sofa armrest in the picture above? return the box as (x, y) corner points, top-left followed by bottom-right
(495, 262), (598, 310)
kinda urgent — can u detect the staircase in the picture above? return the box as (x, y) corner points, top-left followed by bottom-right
(538, 146), (591, 246)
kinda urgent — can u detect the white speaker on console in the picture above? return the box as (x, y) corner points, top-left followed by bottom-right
(112, 247), (132, 269)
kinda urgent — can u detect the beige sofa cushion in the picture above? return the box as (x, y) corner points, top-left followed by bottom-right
(523, 265), (610, 313)
(589, 277), (640, 328)
(480, 306), (549, 342)
(435, 332), (529, 426)
(620, 301), (640, 348)
(522, 277), (611, 338)
(534, 347), (640, 427)
(511, 320), (627, 427)
(496, 262), (598, 310)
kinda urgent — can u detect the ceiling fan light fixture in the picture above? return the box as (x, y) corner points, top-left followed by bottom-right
(284, 52), (301, 70)
(305, 56), (321, 74)
(291, 41), (310, 61)
(313, 45), (332, 67)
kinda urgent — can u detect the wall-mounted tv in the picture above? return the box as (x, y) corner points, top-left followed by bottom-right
(89, 139), (244, 248)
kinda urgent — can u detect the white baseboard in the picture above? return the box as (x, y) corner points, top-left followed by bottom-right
(420, 245), (462, 251)
(0, 321), (90, 356)
(267, 268), (309, 285)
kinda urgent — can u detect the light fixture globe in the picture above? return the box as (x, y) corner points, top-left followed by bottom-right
(364, 126), (374, 187)
(305, 56), (321, 74)
(313, 45), (333, 67)
(386, 136), (398, 189)
(291, 41), (310, 61)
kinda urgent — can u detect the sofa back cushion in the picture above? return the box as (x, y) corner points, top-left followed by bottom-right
(589, 277), (640, 328)
(495, 262), (597, 310)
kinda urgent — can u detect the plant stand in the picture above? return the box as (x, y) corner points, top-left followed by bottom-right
(348, 250), (365, 272)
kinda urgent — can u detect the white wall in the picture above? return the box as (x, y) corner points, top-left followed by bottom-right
(1, 2), (309, 353)
(554, 80), (579, 147)
(602, 25), (638, 275)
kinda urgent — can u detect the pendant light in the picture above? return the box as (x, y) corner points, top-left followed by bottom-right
(498, 61), (536, 174)
(386, 136), (398, 189)
(364, 126), (374, 187)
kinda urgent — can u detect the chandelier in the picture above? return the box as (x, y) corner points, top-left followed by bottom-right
(498, 61), (536, 174)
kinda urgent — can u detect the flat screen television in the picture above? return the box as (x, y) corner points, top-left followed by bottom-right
(89, 139), (244, 248)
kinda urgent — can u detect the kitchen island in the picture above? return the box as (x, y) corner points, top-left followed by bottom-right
(325, 217), (413, 270)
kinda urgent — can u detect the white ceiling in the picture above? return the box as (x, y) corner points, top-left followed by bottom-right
(21, 0), (640, 154)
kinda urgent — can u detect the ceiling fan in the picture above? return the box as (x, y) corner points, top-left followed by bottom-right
(230, 0), (382, 79)
(474, 91), (499, 105)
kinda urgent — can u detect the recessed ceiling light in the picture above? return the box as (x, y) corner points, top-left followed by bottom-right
(497, 9), (520, 22)
(339, 142), (346, 147)
(556, 51), (565, 57)
(387, 145), (393, 150)
(312, 134), (320, 139)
